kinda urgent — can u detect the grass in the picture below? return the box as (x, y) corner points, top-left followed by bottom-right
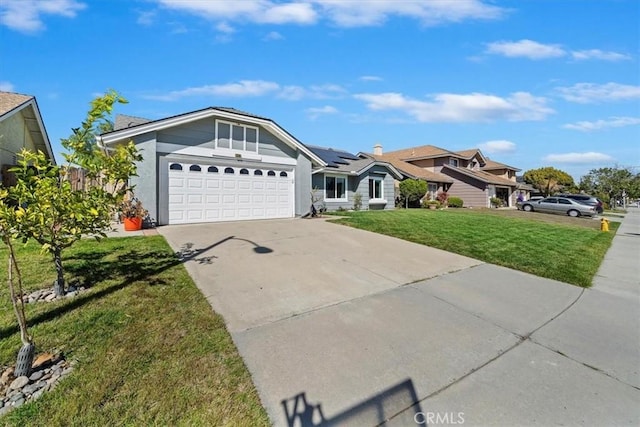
(0, 236), (269, 426)
(330, 208), (619, 287)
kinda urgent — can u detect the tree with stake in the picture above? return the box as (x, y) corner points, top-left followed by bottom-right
(0, 190), (35, 376)
(7, 90), (141, 296)
(399, 179), (427, 208)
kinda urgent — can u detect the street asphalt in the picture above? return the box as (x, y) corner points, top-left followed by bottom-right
(158, 208), (640, 427)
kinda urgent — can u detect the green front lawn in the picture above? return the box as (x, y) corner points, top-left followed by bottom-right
(331, 209), (618, 287)
(0, 237), (269, 426)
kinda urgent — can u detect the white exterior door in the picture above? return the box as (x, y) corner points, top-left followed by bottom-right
(167, 162), (294, 224)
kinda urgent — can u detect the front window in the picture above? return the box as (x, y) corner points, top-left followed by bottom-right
(369, 177), (383, 200)
(326, 176), (347, 201)
(216, 121), (259, 153)
(449, 158), (459, 167)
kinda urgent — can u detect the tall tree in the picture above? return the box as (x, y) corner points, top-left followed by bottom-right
(523, 167), (575, 196)
(5, 90), (141, 296)
(579, 166), (637, 207)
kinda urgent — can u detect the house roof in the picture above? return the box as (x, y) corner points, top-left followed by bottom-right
(0, 91), (56, 164)
(384, 144), (454, 161)
(100, 107), (326, 167)
(114, 114), (152, 130)
(481, 158), (521, 172)
(369, 154), (454, 183)
(309, 145), (403, 179)
(441, 164), (517, 187)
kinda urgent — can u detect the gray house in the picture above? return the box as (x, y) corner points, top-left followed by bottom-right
(98, 107), (326, 225)
(308, 145), (402, 211)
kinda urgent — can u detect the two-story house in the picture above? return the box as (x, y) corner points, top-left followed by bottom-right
(368, 144), (521, 208)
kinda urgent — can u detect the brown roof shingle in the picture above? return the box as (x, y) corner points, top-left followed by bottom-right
(0, 92), (32, 117)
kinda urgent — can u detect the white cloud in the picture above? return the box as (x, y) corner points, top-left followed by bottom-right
(563, 116), (640, 132)
(216, 21), (235, 34)
(485, 39), (565, 59)
(278, 83), (347, 100)
(0, 0), (85, 33)
(137, 10), (156, 26)
(144, 80), (280, 101)
(306, 105), (338, 119)
(158, 0), (317, 25)
(543, 152), (614, 164)
(264, 31), (284, 41)
(479, 140), (516, 154)
(359, 75), (383, 82)
(571, 49), (631, 61)
(556, 82), (640, 103)
(313, 0), (505, 27)
(0, 81), (15, 92)
(354, 91), (554, 122)
(155, 0), (505, 28)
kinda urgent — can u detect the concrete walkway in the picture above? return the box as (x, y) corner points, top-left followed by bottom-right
(158, 212), (639, 427)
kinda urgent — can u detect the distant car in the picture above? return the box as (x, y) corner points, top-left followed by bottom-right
(517, 196), (597, 217)
(555, 193), (603, 214)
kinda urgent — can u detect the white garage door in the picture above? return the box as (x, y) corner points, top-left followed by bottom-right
(167, 162), (294, 224)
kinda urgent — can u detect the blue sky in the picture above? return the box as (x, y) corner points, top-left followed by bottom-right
(1, 0), (639, 181)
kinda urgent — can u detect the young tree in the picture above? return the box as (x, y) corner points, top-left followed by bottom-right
(399, 179), (427, 208)
(523, 167), (575, 196)
(0, 190), (35, 376)
(7, 90), (141, 296)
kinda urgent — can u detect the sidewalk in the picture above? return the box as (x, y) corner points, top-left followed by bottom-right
(593, 206), (640, 299)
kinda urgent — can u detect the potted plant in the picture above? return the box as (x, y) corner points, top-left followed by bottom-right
(119, 196), (147, 231)
(423, 200), (441, 210)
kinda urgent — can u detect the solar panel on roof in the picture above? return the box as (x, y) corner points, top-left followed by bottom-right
(307, 146), (360, 167)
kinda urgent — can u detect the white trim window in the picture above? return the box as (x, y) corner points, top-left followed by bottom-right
(325, 175), (347, 201)
(216, 120), (259, 153)
(449, 158), (459, 167)
(369, 177), (384, 201)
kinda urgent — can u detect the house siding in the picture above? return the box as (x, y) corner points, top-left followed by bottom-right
(295, 151), (312, 216)
(156, 117), (295, 159)
(0, 111), (37, 167)
(312, 167), (396, 211)
(442, 168), (489, 208)
(129, 132), (158, 223)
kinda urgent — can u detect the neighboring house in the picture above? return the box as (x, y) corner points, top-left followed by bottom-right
(369, 144), (521, 208)
(0, 92), (56, 186)
(308, 145), (402, 211)
(98, 108), (326, 225)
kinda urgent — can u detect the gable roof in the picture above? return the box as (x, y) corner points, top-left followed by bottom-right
(384, 144), (453, 161)
(308, 145), (403, 179)
(369, 153), (453, 183)
(481, 158), (521, 172)
(0, 91), (56, 164)
(99, 107), (326, 167)
(441, 164), (517, 186)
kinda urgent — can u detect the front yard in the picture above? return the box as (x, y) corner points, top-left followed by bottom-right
(331, 208), (618, 287)
(0, 236), (269, 426)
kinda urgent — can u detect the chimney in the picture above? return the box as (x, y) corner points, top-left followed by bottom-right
(373, 143), (383, 156)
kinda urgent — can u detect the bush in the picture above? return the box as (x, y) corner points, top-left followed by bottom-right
(448, 196), (463, 208)
(490, 196), (503, 208)
(436, 191), (449, 207)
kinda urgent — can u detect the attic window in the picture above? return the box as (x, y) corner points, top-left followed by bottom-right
(216, 120), (259, 153)
(449, 158), (459, 167)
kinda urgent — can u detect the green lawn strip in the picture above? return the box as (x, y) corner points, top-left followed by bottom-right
(0, 236), (269, 426)
(330, 209), (618, 287)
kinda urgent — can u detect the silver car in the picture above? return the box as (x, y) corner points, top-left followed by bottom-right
(517, 196), (597, 217)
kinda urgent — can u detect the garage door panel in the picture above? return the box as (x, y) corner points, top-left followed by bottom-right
(168, 162), (293, 224)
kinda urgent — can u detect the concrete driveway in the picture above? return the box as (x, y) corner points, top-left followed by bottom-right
(159, 217), (639, 426)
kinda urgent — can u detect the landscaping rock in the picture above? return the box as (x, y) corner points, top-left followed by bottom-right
(1, 353), (73, 417)
(9, 376), (29, 391)
(29, 370), (43, 382)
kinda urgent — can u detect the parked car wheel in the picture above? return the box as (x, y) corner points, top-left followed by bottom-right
(567, 209), (580, 217)
(523, 204), (533, 212)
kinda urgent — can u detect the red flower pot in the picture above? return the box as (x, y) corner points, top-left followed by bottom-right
(123, 217), (143, 231)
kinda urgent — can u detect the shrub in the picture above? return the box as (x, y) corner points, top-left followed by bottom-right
(436, 191), (449, 207)
(353, 193), (362, 211)
(490, 196), (503, 207)
(448, 196), (463, 208)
